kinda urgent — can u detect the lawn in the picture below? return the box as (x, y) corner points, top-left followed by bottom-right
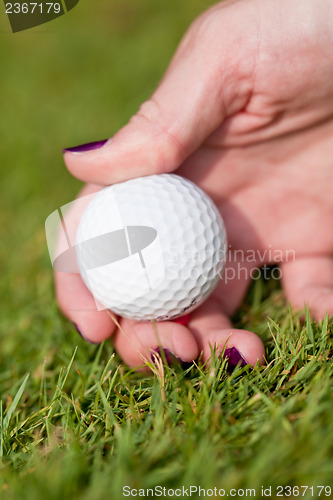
(0, 1), (332, 498)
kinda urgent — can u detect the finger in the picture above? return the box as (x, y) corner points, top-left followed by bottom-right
(189, 299), (266, 367)
(113, 318), (199, 369)
(281, 255), (333, 320)
(55, 271), (116, 343)
(53, 183), (116, 343)
(63, 10), (252, 185)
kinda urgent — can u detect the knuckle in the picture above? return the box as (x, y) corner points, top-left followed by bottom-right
(131, 98), (187, 172)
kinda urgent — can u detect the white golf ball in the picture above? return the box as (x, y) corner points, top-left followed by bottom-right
(76, 174), (227, 321)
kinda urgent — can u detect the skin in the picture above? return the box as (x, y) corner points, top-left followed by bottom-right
(57, 0), (333, 368)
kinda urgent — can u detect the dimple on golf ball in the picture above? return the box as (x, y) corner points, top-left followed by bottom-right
(76, 174), (227, 321)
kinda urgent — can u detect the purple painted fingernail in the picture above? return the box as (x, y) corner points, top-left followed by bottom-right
(223, 347), (249, 369)
(73, 323), (100, 345)
(63, 139), (109, 154)
(151, 348), (191, 368)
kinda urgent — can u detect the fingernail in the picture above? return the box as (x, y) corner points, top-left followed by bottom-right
(172, 314), (191, 327)
(73, 323), (100, 345)
(151, 348), (192, 369)
(63, 139), (109, 154)
(223, 347), (249, 369)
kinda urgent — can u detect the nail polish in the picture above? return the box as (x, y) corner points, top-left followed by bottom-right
(223, 347), (249, 369)
(151, 348), (192, 369)
(63, 139), (108, 154)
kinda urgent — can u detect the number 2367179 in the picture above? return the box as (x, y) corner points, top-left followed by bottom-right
(5, 3), (62, 14)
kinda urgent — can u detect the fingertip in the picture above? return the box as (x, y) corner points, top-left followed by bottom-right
(62, 121), (181, 185)
(150, 347), (194, 369)
(62, 138), (115, 184)
(73, 310), (117, 344)
(114, 319), (199, 368)
(204, 328), (266, 368)
(228, 329), (266, 367)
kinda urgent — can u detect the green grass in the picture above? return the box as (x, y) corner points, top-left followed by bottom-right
(1, 279), (332, 499)
(0, 1), (333, 498)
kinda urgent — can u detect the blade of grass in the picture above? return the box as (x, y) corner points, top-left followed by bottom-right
(96, 381), (119, 430)
(3, 374), (30, 430)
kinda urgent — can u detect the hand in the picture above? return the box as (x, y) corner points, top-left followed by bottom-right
(56, 0), (333, 368)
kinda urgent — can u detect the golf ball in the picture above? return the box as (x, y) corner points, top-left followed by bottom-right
(76, 174), (227, 321)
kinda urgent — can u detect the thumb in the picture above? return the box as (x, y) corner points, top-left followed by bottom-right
(63, 9), (253, 185)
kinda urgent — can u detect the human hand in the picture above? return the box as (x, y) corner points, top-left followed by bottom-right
(57, 0), (333, 368)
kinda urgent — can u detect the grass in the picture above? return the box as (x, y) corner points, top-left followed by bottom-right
(0, 0), (333, 498)
(0, 280), (332, 499)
